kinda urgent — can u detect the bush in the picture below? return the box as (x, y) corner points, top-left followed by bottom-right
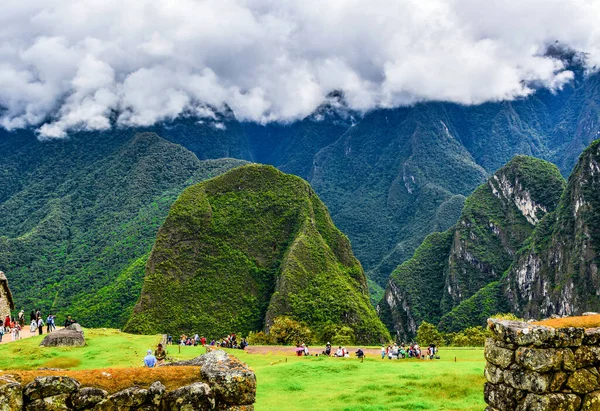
(316, 324), (355, 346)
(490, 313), (523, 321)
(269, 316), (312, 345)
(416, 321), (444, 347)
(246, 331), (274, 345)
(450, 326), (490, 347)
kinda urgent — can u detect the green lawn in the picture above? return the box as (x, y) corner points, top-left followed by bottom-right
(0, 329), (486, 410)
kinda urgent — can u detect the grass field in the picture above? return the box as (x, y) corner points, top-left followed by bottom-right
(0, 329), (486, 410)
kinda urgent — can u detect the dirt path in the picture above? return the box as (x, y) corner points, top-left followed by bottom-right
(0, 326), (63, 345)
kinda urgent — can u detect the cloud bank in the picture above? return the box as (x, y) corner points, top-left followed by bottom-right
(1, 0), (599, 138)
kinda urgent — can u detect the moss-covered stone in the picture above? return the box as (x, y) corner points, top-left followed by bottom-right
(516, 347), (564, 373)
(485, 338), (514, 369)
(519, 393), (581, 411)
(126, 165), (390, 343)
(582, 391), (600, 411)
(567, 368), (600, 394)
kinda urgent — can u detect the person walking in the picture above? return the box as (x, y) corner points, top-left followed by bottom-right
(18, 310), (25, 327)
(46, 315), (53, 333)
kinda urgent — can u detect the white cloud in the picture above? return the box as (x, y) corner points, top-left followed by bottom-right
(0, 0), (599, 137)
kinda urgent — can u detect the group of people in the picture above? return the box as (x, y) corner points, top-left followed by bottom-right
(143, 343), (168, 367)
(319, 343), (364, 358)
(1, 310), (78, 342)
(166, 332), (249, 350)
(382, 343), (438, 360)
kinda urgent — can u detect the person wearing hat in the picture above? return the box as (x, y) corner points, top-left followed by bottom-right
(144, 349), (157, 368)
(154, 343), (167, 365)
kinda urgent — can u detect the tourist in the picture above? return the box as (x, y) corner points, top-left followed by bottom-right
(37, 317), (44, 335)
(30, 310), (36, 323)
(0, 326), (3, 342)
(335, 346), (343, 357)
(210, 339), (215, 346)
(18, 310), (25, 327)
(355, 348), (365, 359)
(11, 321), (20, 341)
(325, 342), (331, 356)
(3, 315), (9, 333)
(64, 315), (76, 328)
(343, 347), (350, 358)
(30, 318), (37, 333)
(46, 315), (53, 333)
(167, 335), (172, 345)
(155, 343), (167, 366)
(381, 345), (385, 359)
(144, 349), (157, 368)
(201, 336), (206, 346)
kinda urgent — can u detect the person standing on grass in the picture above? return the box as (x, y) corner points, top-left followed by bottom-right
(381, 345), (386, 359)
(155, 343), (167, 366)
(3, 315), (9, 332)
(144, 349), (157, 367)
(18, 310), (25, 327)
(46, 315), (53, 333)
(37, 316), (44, 335)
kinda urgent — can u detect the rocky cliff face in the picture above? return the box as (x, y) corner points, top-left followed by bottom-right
(126, 164), (390, 343)
(380, 156), (565, 340)
(505, 140), (600, 318)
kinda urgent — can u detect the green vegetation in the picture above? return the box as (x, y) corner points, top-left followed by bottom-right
(0, 130), (246, 327)
(0, 329), (486, 411)
(381, 156), (565, 338)
(126, 165), (390, 343)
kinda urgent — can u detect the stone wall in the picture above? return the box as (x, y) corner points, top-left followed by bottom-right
(0, 271), (14, 320)
(484, 318), (600, 411)
(0, 350), (256, 410)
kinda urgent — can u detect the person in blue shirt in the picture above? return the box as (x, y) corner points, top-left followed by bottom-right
(144, 349), (156, 368)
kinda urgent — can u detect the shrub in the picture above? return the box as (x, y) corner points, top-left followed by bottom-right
(316, 324), (355, 346)
(450, 326), (490, 347)
(247, 331), (274, 345)
(415, 321), (444, 347)
(269, 316), (312, 345)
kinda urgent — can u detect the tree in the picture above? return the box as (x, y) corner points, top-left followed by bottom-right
(416, 321), (444, 346)
(269, 316), (312, 345)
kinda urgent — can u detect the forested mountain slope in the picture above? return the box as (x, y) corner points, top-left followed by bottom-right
(379, 156), (566, 340)
(126, 165), (390, 343)
(0, 129), (245, 326)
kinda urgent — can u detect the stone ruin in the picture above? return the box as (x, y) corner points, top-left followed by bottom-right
(484, 318), (600, 411)
(0, 350), (256, 410)
(0, 271), (14, 320)
(40, 324), (85, 347)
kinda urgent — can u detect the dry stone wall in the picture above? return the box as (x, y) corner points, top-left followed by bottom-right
(0, 350), (255, 411)
(484, 318), (600, 411)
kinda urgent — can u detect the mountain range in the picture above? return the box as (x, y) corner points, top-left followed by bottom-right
(1, 53), (600, 333)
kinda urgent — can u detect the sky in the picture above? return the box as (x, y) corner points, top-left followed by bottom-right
(1, 0), (599, 138)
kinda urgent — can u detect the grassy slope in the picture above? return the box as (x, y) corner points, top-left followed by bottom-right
(0, 330), (485, 411)
(126, 164), (389, 343)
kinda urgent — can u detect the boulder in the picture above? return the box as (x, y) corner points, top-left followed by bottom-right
(167, 350), (256, 408)
(25, 394), (71, 411)
(582, 391), (600, 411)
(23, 376), (80, 401)
(148, 381), (165, 407)
(567, 368), (600, 394)
(484, 383), (522, 411)
(71, 387), (107, 410)
(516, 348), (563, 372)
(0, 375), (23, 411)
(518, 393), (581, 411)
(40, 329), (85, 348)
(160, 382), (215, 410)
(487, 319), (583, 348)
(574, 346), (600, 368)
(66, 323), (84, 333)
(485, 339), (514, 369)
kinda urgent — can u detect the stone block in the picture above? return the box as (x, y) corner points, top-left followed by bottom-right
(485, 363), (504, 384)
(161, 382), (215, 410)
(503, 367), (553, 393)
(567, 368), (600, 394)
(550, 372), (568, 392)
(584, 328), (600, 346)
(574, 346), (600, 368)
(148, 381), (166, 407)
(71, 387), (107, 410)
(516, 347), (563, 372)
(25, 393), (71, 410)
(563, 348), (576, 371)
(553, 328), (584, 348)
(23, 376), (80, 401)
(484, 383), (521, 411)
(517, 393), (581, 411)
(0, 375), (23, 411)
(582, 390), (600, 410)
(485, 339), (514, 369)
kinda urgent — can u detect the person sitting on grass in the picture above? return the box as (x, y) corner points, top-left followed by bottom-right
(144, 349), (157, 368)
(155, 343), (167, 366)
(335, 346), (343, 357)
